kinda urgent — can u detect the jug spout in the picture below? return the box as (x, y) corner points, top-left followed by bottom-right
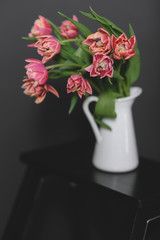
(82, 96), (102, 143)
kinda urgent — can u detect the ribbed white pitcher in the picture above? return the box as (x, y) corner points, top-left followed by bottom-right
(83, 87), (142, 173)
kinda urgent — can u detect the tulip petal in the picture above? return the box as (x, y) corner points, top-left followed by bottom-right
(59, 15), (79, 39)
(129, 35), (136, 49)
(67, 74), (92, 98)
(112, 33), (136, 60)
(47, 85), (59, 98)
(28, 15), (52, 37)
(85, 65), (93, 72)
(35, 93), (46, 104)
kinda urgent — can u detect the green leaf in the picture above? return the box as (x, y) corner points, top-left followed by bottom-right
(60, 38), (76, 55)
(128, 23), (135, 37)
(62, 43), (76, 54)
(74, 46), (91, 64)
(95, 92), (116, 118)
(76, 42), (94, 56)
(80, 9), (121, 38)
(58, 12), (92, 38)
(46, 18), (62, 39)
(60, 49), (84, 66)
(95, 118), (112, 130)
(89, 7), (124, 37)
(79, 10), (95, 20)
(125, 24), (140, 86)
(68, 94), (78, 114)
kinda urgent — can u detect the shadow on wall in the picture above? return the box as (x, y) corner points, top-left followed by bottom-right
(0, 0), (160, 238)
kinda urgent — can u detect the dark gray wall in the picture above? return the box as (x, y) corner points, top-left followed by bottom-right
(0, 0), (160, 237)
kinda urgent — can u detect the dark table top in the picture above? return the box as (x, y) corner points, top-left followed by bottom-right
(21, 137), (160, 207)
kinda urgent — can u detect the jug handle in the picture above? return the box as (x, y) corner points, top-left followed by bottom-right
(82, 96), (102, 143)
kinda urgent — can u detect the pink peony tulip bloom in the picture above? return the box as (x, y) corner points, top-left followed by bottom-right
(22, 78), (59, 104)
(82, 28), (111, 54)
(29, 15), (52, 38)
(34, 35), (61, 63)
(112, 33), (136, 60)
(60, 15), (78, 39)
(85, 53), (114, 78)
(67, 74), (92, 98)
(25, 59), (48, 85)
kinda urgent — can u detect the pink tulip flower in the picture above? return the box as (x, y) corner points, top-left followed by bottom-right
(34, 35), (61, 63)
(60, 15), (78, 39)
(22, 79), (59, 104)
(82, 28), (111, 54)
(85, 53), (114, 78)
(25, 59), (48, 85)
(112, 33), (136, 60)
(29, 15), (52, 38)
(67, 74), (92, 98)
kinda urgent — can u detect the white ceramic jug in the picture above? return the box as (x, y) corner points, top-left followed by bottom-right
(83, 87), (142, 173)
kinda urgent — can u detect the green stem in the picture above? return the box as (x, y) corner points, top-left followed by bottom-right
(97, 78), (104, 92)
(118, 80), (123, 96)
(122, 81), (130, 96)
(78, 64), (90, 72)
(46, 63), (81, 71)
(60, 38), (81, 45)
(22, 36), (38, 41)
(86, 78), (101, 94)
(117, 61), (123, 95)
(116, 60), (130, 97)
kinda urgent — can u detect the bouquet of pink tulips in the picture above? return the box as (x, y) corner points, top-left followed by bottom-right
(22, 7), (140, 128)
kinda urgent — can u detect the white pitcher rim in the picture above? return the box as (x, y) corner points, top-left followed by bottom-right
(116, 86), (142, 103)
